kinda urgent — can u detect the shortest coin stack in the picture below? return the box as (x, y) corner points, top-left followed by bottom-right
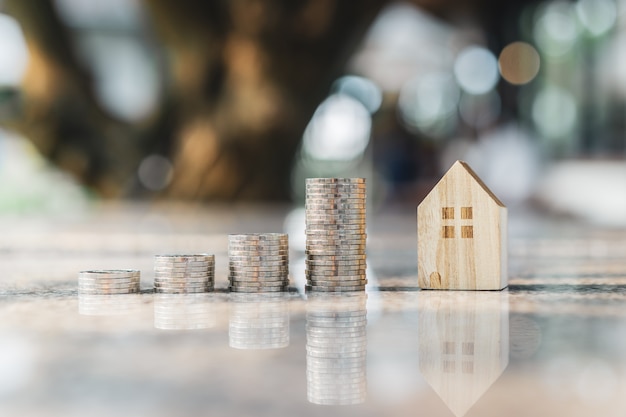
(154, 254), (215, 294)
(228, 233), (289, 293)
(78, 270), (140, 295)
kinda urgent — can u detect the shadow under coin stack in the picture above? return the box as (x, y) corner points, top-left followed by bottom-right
(229, 293), (290, 349)
(306, 293), (368, 405)
(78, 270), (140, 295)
(305, 178), (367, 292)
(228, 234), (289, 293)
(153, 254), (215, 294)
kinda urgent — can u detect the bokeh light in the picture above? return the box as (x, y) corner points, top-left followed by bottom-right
(532, 85), (578, 138)
(576, 0), (617, 37)
(80, 37), (161, 122)
(453, 46), (500, 95)
(0, 14), (29, 87)
(332, 75), (383, 114)
(138, 154), (173, 191)
(398, 72), (459, 137)
(302, 94), (372, 161)
(498, 42), (541, 85)
(534, 2), (580, 57)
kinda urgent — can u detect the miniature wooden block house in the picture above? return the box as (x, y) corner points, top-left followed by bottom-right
(418, 160), (507, 290)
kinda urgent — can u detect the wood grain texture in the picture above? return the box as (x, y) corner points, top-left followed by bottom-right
(418, 161), (507, 290)
(418, 291), (509, 417)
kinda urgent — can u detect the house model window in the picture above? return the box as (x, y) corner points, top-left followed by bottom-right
(441, 207), (474, 239)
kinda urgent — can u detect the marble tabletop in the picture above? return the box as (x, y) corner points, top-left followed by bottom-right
(0, 203), (625, 417)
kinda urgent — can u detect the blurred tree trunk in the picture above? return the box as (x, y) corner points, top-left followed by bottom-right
(4, 0), (386, 200)
(145, 0), (386, 200)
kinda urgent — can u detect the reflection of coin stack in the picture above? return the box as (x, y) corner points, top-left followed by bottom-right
(306, 293), (368, 405)
(154, 254), (215, 294)
(154, 294), (218, 330)
(229, 293), (289, 349)
(305, 178), (367, 292)
(78, 294), (143, 316)
(78, 270), (141, 295)
(228, 234), (289, 293)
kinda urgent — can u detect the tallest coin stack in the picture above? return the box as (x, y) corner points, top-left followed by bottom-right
(305, 178), (367, 292)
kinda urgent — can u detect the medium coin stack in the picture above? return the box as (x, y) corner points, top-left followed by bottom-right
(228, 234), (289, 293)
(305, 178), (367, 292)
(306, 293), (368, 405)
(229, 293), (289, 349)
(78, 270), (140, 295)
(154, 254), (215, 294)
(154, 294), (217, 330)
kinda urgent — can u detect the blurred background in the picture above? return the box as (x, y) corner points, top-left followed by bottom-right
(0, 0), (625, 225)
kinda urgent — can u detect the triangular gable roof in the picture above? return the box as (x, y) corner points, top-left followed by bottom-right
(425, 160), (505, 208)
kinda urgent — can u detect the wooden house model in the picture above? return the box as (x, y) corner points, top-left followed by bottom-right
(418, 160), (507, 290)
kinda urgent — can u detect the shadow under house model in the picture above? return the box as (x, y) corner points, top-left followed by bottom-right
(418, 160), (507, 290)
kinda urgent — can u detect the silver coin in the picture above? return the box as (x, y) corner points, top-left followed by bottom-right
(305, 227), (365, 233)
(228, 275), (287, 283)
(229, 233), (287, 241)
(79, 287), (140, 294)
(306, 255), (367, 262)
(305, 245), (366, 252)
(154, 273), (211, 280)
(306, 196), (366, 203)
(305, 207), (366, 214)
(153, 266), (213, 273)
(306, 212), (365, 219)
(79, 270), (140, 278)
(307, 280), (368, 288)
(155, 288), (209, 294)
(305, 254), (367, 261)
(305, 183), (366, 189)
(154, 280), (211, 286)
(305, 194), (366, 201)
(154, 268), (214, 275)
(306, 269), (366, 276)
(306, 275), (367, 282)
(229, 287), (287, 293)
(305, 202), (366, 208)
(230, 281), (288, 288)
(154, 254), (214, 262)
(305, 263), (366, 269)
(228, 250), (289, 257)
(305, 248), (365, 255)
(229, 264), (288, 271)
(154, 259), (214, 266)
(304, 285), (365, 292)
(78, 276), (139, 283)
(306, 326), (366, 335)
(304, 259), (367, 267)
(306, 177), (365, 183)
(228, 260), (288, 266)
(154, 284), (209, 290)
(228, 253), (289, 261)
(229, 268), (289, 278)
(78, 281), (140, 288)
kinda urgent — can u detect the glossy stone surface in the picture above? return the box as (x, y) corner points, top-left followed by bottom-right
(0, 204), (625, 416)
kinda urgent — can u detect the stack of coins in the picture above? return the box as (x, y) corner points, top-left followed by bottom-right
(78, 270), (140, 295)
(154, 254), (215, 294)
(154, 294), (217, 330)
(229, 293), (289, 349)
(306, 293), (368, 405)
(228, 234), (289, 293)
(78, 294), (143, 316)
(305, 178), (367, 292)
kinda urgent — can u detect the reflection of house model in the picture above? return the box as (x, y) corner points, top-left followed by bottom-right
(418, 291), (509, 417)
(418, 160), (507, 290)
